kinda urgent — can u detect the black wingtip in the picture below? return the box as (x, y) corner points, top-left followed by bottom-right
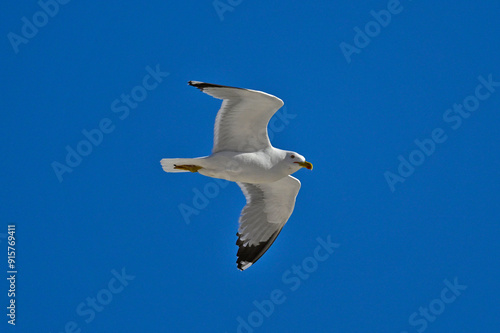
(187, 80), (200, 89)
(188, 81), (245, 91)
(235, 229), (283, 271)
(188, 81), (225, 90)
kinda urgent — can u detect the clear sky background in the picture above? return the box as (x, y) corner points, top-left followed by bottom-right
(1, 1), (499, 332)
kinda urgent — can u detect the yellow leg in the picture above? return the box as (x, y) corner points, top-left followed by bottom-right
(174, 164), (203, 173)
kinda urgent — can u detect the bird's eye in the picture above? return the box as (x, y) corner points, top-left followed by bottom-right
(290, 154), (295, 159)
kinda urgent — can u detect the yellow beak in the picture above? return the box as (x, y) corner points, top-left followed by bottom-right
(295, 161), (313, 170)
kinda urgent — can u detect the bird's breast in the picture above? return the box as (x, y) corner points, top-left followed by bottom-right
(199, 151), (286, 183)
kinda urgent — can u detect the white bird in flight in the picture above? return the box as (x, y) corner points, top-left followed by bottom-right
(161, 81), (313, 270)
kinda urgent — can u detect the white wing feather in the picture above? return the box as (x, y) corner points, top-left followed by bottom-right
(188, 81), (284, 153)
(235, 175), (301, 270)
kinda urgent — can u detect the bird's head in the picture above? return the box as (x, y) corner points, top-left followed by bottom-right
(285, 151), (313, 172)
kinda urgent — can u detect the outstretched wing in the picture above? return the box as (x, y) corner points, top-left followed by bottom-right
(235, 176), (301, 270)
(188, 81), (284, 153)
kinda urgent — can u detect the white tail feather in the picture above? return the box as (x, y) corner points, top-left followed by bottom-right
(160, 158), (202, 173)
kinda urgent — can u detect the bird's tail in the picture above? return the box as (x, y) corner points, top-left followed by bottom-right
(160, 158), (204, 173)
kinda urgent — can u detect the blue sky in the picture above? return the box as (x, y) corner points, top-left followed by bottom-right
(1, 1), (500, 332)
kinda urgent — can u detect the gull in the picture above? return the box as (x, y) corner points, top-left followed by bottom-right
(161, 81), (312, 270)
